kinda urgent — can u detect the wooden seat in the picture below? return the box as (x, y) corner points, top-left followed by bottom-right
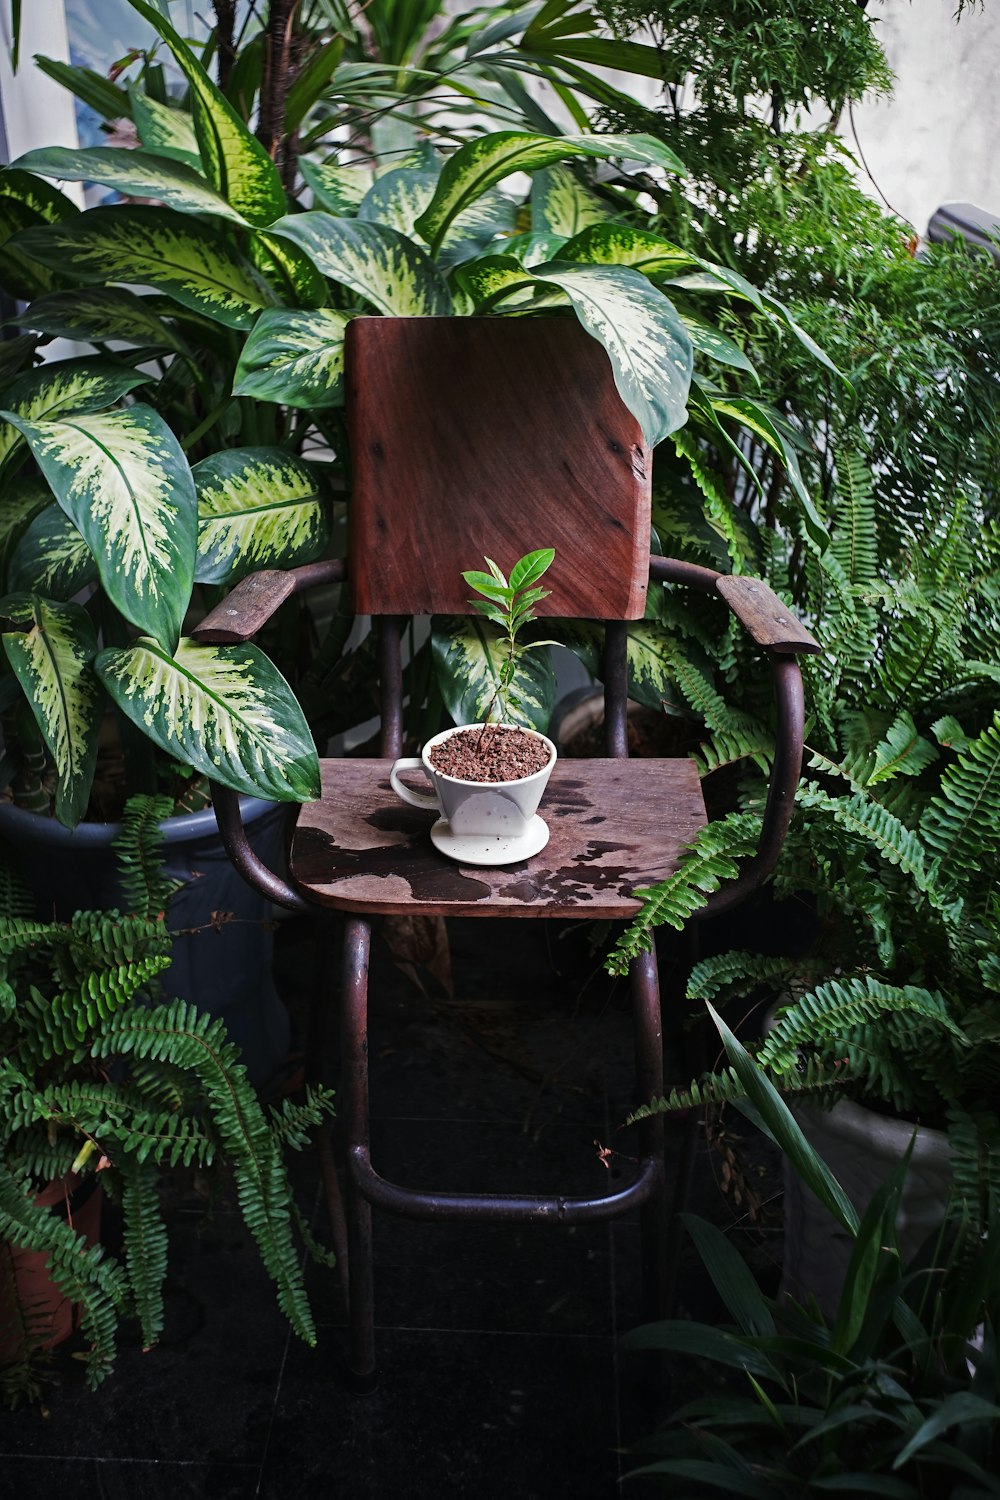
(196, 312), (820, 1391)
(291, 759), (707, 917)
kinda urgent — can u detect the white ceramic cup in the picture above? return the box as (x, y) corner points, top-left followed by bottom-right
(389, 725), (557, 838)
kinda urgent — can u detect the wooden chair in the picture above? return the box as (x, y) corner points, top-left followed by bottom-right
(194, 316), (819, 1387)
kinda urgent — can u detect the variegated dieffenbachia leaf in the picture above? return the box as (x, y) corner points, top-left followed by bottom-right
(193, 447), (329, 585)
(232, 308), (348, 408)
(358, 168), (437, 238)
(267, 213), (452, 315)
(530, 165), (615, 238)
(414, 131), (685, 253)
(0, 476), (51, 587)
(0, 358), (151, 475)
(0, 335), (39, 389)
(0, 168), (79, 301)
(7, 502), (96, 600)
(553, 619), (683, 713)
(17, 288), (186, 352)
(677, 311), (758, 382)
(129, 86), (202, 172)
(127, 0), (286, 227)
(95, 635), (321, 802)
(455, 254), (539, 309)
(560, 223), (697, 278)
(13, 148), (247, 225)
(357, 168), (515, 267)
(431, 616), (556, 732)
(251, 231), (328, 308)
(0, 592), (101, 827)
(710, 395), (828, 550)
(12, 207), (278, 329)
(532, 263), (693, 447)
(1, 403), (197, 650)
(299, 158), (374, 215)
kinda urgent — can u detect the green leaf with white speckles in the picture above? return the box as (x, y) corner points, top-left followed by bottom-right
(194, 447), (329, 585)
(415, 131), (684, 254)
(0, 592), (101, 827)
(561, 223), (697, 277)
(95, 635), (320, 803)
(358, 168), (438, 238)
(233, 308), (348, 409)
(299, 159), (373, 215)
(129, 87), (202, 172)
(267, 213), (451, 315)
(251, 231), (328, 308)
(13, 148), (247, 225)
(17, 288), (186, 352)
(7, 502), (97, 600)
(0, 168), (78, 301)
(0, 358), (152, 477)
(127, 0), (286, 226)
(1, 403), (197, 650)
(677, 311), (758, 381)
(530, 166), (616, 238)
(532, 263), (693, 447)
(431, 615), (556, 731)
(12, 207), (278, 330)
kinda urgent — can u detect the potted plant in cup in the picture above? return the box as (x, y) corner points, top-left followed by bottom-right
(390, 550), (559, 863)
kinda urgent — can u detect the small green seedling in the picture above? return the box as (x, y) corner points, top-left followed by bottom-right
(462, 548), (556, 725)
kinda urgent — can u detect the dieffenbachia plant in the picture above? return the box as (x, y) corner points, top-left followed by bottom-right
(0, 0), (833, 824)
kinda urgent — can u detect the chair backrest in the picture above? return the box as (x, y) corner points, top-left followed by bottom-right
(345, 316), (652, 620)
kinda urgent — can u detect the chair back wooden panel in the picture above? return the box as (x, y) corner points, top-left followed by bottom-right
(346, 317), (652, 619)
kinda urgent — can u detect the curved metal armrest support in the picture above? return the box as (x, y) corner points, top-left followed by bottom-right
(192, 558), (347, 644)
(193, 564), (347, 911)
(210, 783), (309, 914)
(649, 555), (821, 919)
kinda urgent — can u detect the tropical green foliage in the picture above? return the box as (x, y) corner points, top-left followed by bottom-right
(625, 1013), (1000, 1498)
(0, 798), (334, 1404)
(0, 0), (830, 823)
(446, 548), (557, 728)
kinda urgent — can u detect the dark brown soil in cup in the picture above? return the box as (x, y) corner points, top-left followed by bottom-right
(428, 727), (551, 783)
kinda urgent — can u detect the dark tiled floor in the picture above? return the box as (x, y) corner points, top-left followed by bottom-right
(0, 914), (782, 1498)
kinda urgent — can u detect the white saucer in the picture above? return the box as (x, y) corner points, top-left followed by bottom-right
(430, 814), (550, 867)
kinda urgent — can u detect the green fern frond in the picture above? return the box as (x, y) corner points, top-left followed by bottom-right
(267, 1088), (337, 1151)
(694, 727), (774, 778)
(607, 813), (761, 976)
(830, 449), (879, 589)
(920, 711), (1000, 893)
(673, 427), (757, 574)
(90, 1002), (317, 1346)
(685, 951), (813, 1004)
(112, 795), (180, 920)
(119, 1158), (169, 1350)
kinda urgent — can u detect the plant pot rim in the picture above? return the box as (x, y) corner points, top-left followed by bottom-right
(0, 793), (280, 849)
(423, 724), (557, 788)
(794, 1095), (950, 1161)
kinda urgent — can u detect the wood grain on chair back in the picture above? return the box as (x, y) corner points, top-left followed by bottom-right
(346, 317), (652, 619)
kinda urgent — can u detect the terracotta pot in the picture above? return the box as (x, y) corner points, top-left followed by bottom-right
(782, 1099), (952, 1317)
(0, 1174), (103, 1361)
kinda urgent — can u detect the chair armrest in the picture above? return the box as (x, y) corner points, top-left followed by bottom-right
(649, 554), (820, 655)
(209, 783), (309, 913)
(715, 576), (820, 656)
(192, 559), (347, 644)
(647, 555), (817, 918)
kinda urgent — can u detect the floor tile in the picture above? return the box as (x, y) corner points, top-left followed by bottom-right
(259, 1326), (621, 1500)
(0, 1456), (262, 1500)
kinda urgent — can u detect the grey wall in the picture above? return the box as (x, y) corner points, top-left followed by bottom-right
(847, 1), (1000, 233)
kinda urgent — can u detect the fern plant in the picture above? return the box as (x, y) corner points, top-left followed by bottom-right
(0, 796), (334, 1405)
(620, 705), (1000, 1223)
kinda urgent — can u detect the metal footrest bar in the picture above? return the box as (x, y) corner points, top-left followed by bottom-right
(347, 1144), (663, 1223)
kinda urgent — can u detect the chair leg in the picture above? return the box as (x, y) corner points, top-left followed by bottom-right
(340, 915), (379, 1391)
(630, 949), (666, 1322)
